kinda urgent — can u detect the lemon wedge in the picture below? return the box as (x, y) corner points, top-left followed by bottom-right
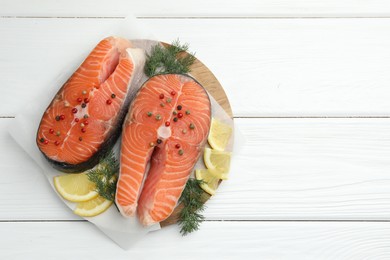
(54, 173), (98, 202)
(73, 196), (113, 217)
(195, 169), (220, 195)
(203, 148), (231, 176)
(208, 118), (232, 151)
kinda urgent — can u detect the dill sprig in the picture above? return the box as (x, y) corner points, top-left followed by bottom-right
(87, 151), (119, 201)
(144, 39), (196, 77)
(178, 178), (207, 236)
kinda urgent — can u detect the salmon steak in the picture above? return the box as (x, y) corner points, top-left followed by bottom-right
(116, 74), (211, 226)
(36, 37), (146, 172)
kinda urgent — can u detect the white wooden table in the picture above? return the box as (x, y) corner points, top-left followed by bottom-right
(2, 1), (390, 259)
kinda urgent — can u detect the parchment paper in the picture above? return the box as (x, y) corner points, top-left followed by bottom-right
(7, 15), (240, 249)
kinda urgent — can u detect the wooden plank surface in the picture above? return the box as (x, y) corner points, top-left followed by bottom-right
(1, 0), (390, 17)
(2, 221), (390, 259)
(2, 3), (390, 257)
(2, 18), (390, 117)
(3, 117), (390, 221)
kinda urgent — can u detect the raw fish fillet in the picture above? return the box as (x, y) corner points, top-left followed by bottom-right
(36, 37), (145, 172)
(116, 74), (211, 225)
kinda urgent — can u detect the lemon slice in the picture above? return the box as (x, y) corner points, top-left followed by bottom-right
(195, 169), (220, 195)
(204, 148), (231, 175)
(54, 173), (98, 202)
(208, 118), (232, 151)
(73, 196), (113, 217)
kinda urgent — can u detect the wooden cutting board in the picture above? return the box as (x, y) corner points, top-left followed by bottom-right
(159, 45), (234, 227)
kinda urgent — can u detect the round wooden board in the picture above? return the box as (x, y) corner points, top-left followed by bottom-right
(158, 43), (234, 227)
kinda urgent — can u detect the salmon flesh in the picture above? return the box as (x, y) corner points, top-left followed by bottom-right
(116, 74), (211, 226)
(36, 37), (146, 172)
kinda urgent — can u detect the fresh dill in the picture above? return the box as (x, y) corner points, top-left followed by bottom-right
(178, 178), (207, 236)
(144, 39), (196, 77)
(87, 151), (119, 201)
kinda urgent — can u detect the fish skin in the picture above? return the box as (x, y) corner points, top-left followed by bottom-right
(36, 37), (146, 173)
(116, 74), (211, 225)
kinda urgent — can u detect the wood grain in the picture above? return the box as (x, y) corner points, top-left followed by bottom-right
(190, 58), (233, 117)
(2, 221), (390, 259)
(2, 18), (390, 116)
(1, 0), (390, 17)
